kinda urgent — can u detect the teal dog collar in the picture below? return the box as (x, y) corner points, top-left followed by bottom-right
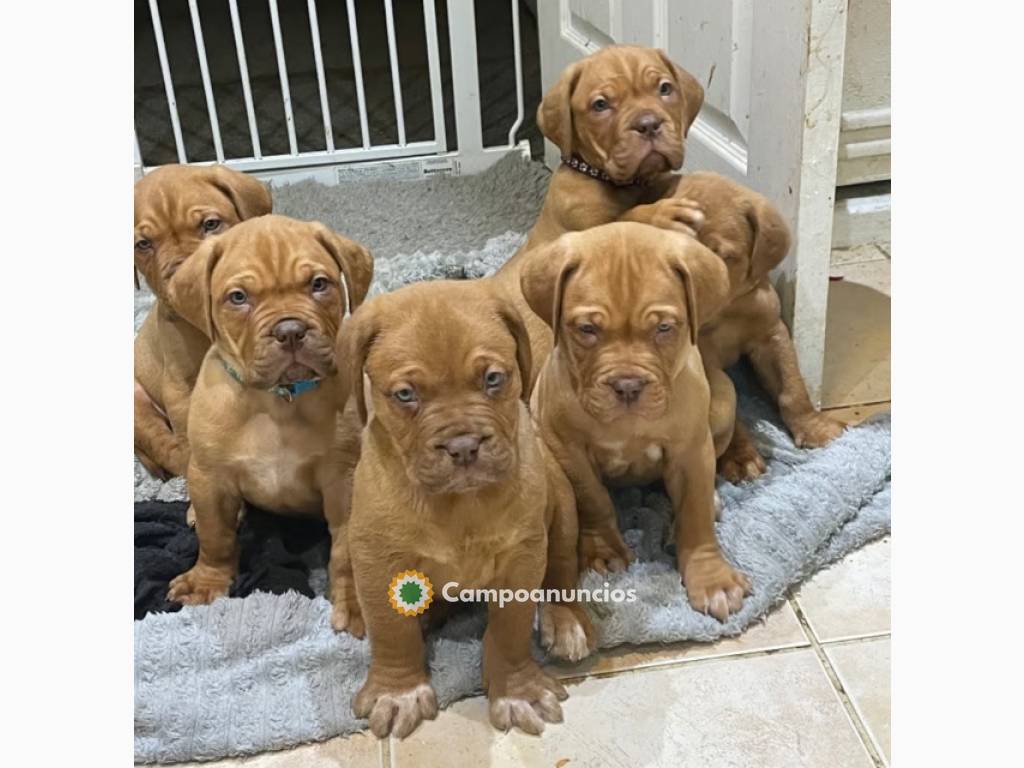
(220, 359), (320, 403)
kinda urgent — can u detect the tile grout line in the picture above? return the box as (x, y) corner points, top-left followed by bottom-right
(382, 735), (392, 768)
(554, 640), (812, 684)
(788, 597), (887, 767)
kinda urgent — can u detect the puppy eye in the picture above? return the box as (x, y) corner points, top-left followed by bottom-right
(656, 322), (674, 334)
(227, 289), (248, 306)
(393, 387), (417, 404)
(135, 238), (152, 251)
(658, 80), (673, 96)
(202, 218), (222, 234)
(311, 276), (331, 294)
(484, 370), (506, 392)
(592, 97), (610, 112)
(578, 323), (599, 336)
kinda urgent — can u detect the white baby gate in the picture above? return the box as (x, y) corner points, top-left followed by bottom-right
(134, 0), (529, 184)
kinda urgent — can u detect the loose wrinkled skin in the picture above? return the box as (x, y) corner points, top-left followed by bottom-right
(637, 172), (846, 481)
(134, 164), (272, 480)
(341, 280), (594, 739)
(520, 222), (751, 622)
(493, 45), (707, 380)
(163, 215), (373, 639)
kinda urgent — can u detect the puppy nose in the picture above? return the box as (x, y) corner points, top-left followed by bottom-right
(609, 377), (647, 404)
(272, 318), (307, 349)
(631, 111), (663, 136)
(440, 434), (484, 467)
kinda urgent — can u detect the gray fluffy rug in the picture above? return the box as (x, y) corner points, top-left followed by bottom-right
(134, 156), (891, 763)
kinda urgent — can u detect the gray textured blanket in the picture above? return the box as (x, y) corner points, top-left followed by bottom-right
(134, 157), (891, 763)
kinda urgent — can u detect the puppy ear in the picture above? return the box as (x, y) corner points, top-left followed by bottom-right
(537, 60), (582, 159)
(669, 238), (730, 345)
(312, 224), (374, 314)
(744, 195), (791, 280)
(337, 301), (380, 425)
(207, 165), (273, 220)
(167, 236), (225, 339)
(496, 303), (533, 403)
(657, 50), (704, 134)
(519, 238), (581, 346)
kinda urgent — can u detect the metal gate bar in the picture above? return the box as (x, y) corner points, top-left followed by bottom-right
(422, 0), (447, 152)
(268, 0), (299, 155)
(187, 0), (224, 162)
(383, 0), (406, 146)
(307, 0), (336, 152)
(228, 0), (262, 159)
(147, 0), (186, 163)
(345, 0), (371, 149)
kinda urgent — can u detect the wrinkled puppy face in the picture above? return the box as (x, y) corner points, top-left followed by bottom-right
(133, 165), (271, 302)
(344, 281), (532, 495)
(675, 173), (791, 301)
(538, 46), (704, 184)
(170, 215), (373, 391)
(521, 224), (728, 425)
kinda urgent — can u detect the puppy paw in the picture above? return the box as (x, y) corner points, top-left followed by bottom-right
(539, 603), (595, 663)
(681, 548), (751, 622)
(330, 580), (365, 638)
(579, 526), (633, 574)
(639, 197), (706, 236)
(167, 564), (232, 605)
(353, 678), (438, 739)
(789, 412), (846, 448)
(487, 661), (568, 735)
(718, 442), (767, 484)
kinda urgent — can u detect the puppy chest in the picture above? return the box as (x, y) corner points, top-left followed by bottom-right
(231, 420), (328, 514)
(591, 439), (665, 486)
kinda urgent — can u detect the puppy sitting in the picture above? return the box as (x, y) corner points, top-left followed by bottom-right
(341, 280), (593, 738)
(493, 46), (708, 369)
(165, 215), (372, 637)
(654, 172), (846, 481)
(134, 165), (271, 480)
(521, 222), (751, 621)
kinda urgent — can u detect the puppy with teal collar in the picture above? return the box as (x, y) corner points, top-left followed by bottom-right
(165, 214), (373, 637)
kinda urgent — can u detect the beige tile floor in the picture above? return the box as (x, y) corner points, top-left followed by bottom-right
(168, 246), (892, 768)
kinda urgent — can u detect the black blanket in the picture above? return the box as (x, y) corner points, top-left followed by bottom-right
(134, 501), (331, 620)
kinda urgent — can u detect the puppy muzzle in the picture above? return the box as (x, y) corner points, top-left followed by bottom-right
(247, 319), (337, 388)
(409, 424), (515, 495)
(580, 367), (669, 423)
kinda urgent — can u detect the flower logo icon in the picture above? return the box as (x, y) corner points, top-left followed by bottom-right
(388, 570), (434, 616)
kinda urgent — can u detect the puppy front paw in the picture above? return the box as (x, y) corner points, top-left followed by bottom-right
(487, 661), (568, 735)
(330, 578), (365, 638)
(353, 677), (437, 739)
(681, 548), (751, 621)
(167, 564), (232, 605)
(636, 197), (706, 236)
(579, 526), (633, 574)
(539, 602), (595, 663)
(789, 412), (846, 448)
(718, 441), (766, 483)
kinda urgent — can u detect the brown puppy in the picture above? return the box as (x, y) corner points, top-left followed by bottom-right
(493, 46), (707, 370)
(164, 215), (373, 637)
(134, 164), (272, 479)
(521, 222), (751, 622)
(656, 172), (846, 481)
(341, 280), (593, 738)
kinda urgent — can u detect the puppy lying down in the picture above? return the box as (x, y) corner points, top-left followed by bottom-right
(164, 215), (373, 638)
(521, 222), (751, 622)
(340, 279), (594, 738)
